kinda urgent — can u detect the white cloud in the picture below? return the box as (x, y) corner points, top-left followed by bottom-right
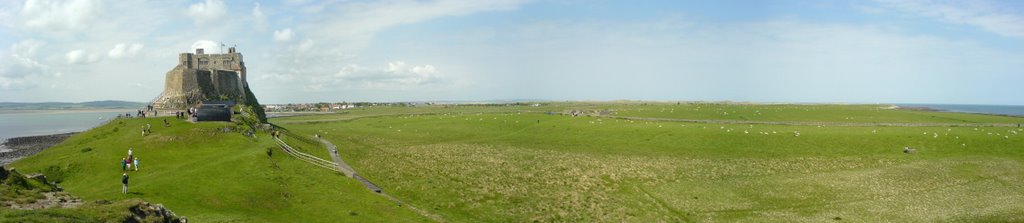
(252, 2), (267, 31)
(11, 39), (44, 57)
(107, 43), (144, 59)
(249, 1), (528, 96)
(20, 0), (103, 32)
(295, 38), (314, 51)
(449, 16), (1024, 103)
(66, 49), (102, 64)
(190, 40), (220, 54)
(331, 61), (444, 89)
(273, 28), (295, 42)
(875, 0), (1024, 38)
(0, 39), (50, 90)
(306, 0), (530, 51)
(1, 1), (179, 98)
(257, 73), (294, 82)
(128, 82), (147, 88)
(8, 40), (48, 78)
(65, 49), (84, 64)
(186, 0), (227, 26)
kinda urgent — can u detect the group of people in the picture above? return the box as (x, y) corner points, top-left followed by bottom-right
(113, 105), (160, 119)
(175, 107), (198, 119)
(121, 148), (140, 194)
(135, 109), (150, 118)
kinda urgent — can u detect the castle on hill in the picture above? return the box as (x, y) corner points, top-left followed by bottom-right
(152, 47), (266, 121)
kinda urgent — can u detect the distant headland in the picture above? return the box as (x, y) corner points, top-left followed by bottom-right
(0, 101), (146, 110)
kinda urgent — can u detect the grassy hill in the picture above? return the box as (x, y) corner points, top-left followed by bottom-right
(275, 103), (1024, 222)
(7, 117), (426, 222)
(7, 102), (1024, 222)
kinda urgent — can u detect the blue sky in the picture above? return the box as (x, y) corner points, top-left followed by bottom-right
(0, 0), (1022, 105)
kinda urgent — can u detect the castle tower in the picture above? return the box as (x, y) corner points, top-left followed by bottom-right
(188, 47), (245, 85)
(153, 47), (253, 110)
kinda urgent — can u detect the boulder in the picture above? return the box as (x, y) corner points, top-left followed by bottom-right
(126, 202), (186, 223)
(0, 165), (8, 180)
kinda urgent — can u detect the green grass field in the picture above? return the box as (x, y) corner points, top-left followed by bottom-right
(8, 118), (426, 222)
(276, 103), (1024, 222)
(8, 102), (1024, 222)
(605, 103), (1024, 124)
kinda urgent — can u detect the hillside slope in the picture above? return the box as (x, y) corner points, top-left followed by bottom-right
(9, 117), (425, 222)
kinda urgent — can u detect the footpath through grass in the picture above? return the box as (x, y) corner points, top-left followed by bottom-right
(277, 103), (1024, 222)
(8, 117), (426, 222)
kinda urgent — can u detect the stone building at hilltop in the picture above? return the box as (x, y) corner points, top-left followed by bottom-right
(152, 47), (266, 122)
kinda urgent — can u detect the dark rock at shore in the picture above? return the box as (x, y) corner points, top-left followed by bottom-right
(0, 165), (8, 180)
(0, 132), (76, 165)
(127, 202), (187, 223)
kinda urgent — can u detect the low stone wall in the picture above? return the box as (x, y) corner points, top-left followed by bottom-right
(0, 133), (75, 165)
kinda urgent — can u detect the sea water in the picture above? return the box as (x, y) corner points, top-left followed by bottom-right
(0, 110), (131, 143)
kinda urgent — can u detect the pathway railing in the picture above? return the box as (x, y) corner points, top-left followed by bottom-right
(273, 137), (337, 171)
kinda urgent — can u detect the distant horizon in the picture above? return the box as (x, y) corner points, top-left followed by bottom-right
(3, 99), (1024, 107)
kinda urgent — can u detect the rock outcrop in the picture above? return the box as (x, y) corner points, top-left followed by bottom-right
(152, 47), (266, 122)
(126, 201), (187, 223)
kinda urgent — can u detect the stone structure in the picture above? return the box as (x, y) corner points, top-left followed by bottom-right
(152, 47), (266, 121)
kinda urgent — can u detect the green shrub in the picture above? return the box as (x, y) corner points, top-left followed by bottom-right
(41, 165), (67, 183)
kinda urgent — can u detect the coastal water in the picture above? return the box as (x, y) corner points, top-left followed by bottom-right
(0, 110), (130, 145)
(898, 104), (1024, 117)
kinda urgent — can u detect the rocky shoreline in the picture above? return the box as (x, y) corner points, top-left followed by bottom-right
(0, 132), (75, 165)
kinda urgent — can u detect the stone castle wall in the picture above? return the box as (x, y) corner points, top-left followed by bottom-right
(210, 69), (244, 99)
(152, 47), (266, 122)
(179, 48), (246, 84)
(153, 66), (246, 109)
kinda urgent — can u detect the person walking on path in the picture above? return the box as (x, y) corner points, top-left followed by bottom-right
(133, 157), (139, 171)
(121, 158), (127, 172)
(122, 173), (130, 194)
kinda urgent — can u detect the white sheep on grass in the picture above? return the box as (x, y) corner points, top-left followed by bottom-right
(903, 147), (916, 154)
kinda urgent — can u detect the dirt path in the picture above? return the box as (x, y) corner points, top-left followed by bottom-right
(276, 136), (446, 222)
(315, 137), (357, 178)
(316, 137), (446, 222)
